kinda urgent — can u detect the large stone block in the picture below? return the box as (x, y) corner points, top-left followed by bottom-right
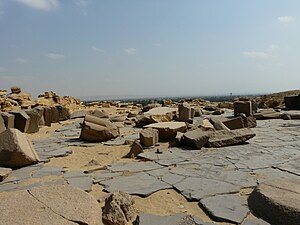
(51, 106), (60, 123)
(57, 105), (70, 121)
(140, 128), (159, 147)
(0, 115), (6, 134)
(10, 111), (30, 132)
(1, 112), (14, 129)
(223, 117), (244, 130)
(144, 122), (187, 141)
(284, 95), (298, 110)
(43, 106), (52, 126)
(25, 109), (42, 133)
(80, 114), (119, 142)
(234, 101), (252, 117)
(183, 129), (210, 149)
(0, 128), (40, 168)
(178, 102), (194, 122)
(248, 178), (300, 225)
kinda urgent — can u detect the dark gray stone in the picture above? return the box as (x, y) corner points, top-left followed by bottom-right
(199, 194), (249, 224)
(1, 112), (14, 129)
(0, 115), (6, 134)
(10, 111), (30, 132)
(43, 106), (52, 126)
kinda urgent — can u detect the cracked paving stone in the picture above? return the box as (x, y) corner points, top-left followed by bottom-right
(92, 171), (123, 183)
(254, 168), (299, 183)
(173, 177), (242, 200)
(101, 172), (171, 196)
(275, 158), (300, 176)
(63, 170), (92, 192)
(199, 194), (249, 224)
(242, 217), (270, 225)
(138, 213), (215, 225)
(32, 167), (65, 178)
(108, 161), (164, 173)
(104, 138), (126, 146)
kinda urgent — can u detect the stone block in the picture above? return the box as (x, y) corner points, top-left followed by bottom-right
(0, 128), (40, 168)
(223, 117), (244, 130)
(1, 112), (14, 129)
(10, 111), (30, 132)
(178, 102), (194, 122)
(25, 109), (41, 133)
(51, 106), (60, 123)
(0, 115), (6, 134)
(144, 122), (187, 141)
(140, 128), (159, 147)
(43, 106), (52, 126)
(234, 101), (252, 117)
(183, 128), (210, 149)
(284, 95), (298, 110)
(57, 105), (70, 121)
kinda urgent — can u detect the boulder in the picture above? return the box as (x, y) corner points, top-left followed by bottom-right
(102, 191), (137, 225)
(144, 122), (187, 141)
(1, 112), (14, 128)
(206, 128), (255, 147)
(80, 115), (119, 142)
(140, 128), (159, 147)
(10, 111), (30, 132)
(25, 109), (41, 133)
(0, 128), (40, 168)
(183, 129), (210, 149)
(136, 107), (177, 127)
(124, 140), (143, 158)
(178, 102), (194, 122)
(234, 101), (252, 117)
(248, 178), (300, 225)
(10, 86), (21, 94)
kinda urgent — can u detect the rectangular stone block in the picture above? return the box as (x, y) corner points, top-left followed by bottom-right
(284, 96), (298, 110)
(10, 111), (30, 133)
(56, 105), (70, 121)
(51, 106), (60, 123)
(43, 107), (52, 127)
(25, 109), (41, 133)
(0, 115), (6, 134)
(223, 117), (244, 130)
(234, 101), (252, 117)
(140, 128), (159, 147)
(1, 112), (14, 129)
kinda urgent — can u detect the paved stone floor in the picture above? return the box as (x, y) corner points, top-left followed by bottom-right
(0, 117), (299, 224)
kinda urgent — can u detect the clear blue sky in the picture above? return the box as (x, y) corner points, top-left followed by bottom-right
(0, 0), (299, 99)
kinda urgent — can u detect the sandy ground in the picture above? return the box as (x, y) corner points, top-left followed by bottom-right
(26, 109), (234, 225)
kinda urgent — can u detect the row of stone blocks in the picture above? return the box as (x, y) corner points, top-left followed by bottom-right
(0, 105), (70, 134)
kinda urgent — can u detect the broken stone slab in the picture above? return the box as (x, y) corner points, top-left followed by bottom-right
(173, 177), (242, 200)
(209, 117), (230, 131)
(206, 128), (256, 148)
(248, 178), (300, 225)
(124, 140), (143, 158)
(254, 109), (281, 120)
(102, 191), (137, 225)
(183, 129), (210, 149)
(80, 114), (119, 142)
(29, 184), (103, 225)
(0, 167), (12, 182)
(104, 138), (126, 146)
(66, 176), (92, 192)
(199, 194), (249, 224)
(101, 172), (171, 196)
(140, 128), (159, 147)
(1, 112), (14, 129)
(70, 109), (90, 119)
(138, 213), (214, 225)
(223, 117), (244, 130)
(144, 122), (187, 141)
(25, 108), (41, 133)
(0, 128), (40, 168)
(31, 166), (64, 178)
(108, 161), (163, 173)
(90, 108), (109, 118)
(10, 111), (30, 132)
(136, 107), (177, 127)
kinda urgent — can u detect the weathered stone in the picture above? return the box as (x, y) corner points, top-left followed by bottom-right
(248, 178), (300, 225)
(169, 132), (184, 147)
(10, 86), (21, 94)
(144, 122), (187, 141)
(25, 108), (41, 133)
(178, 102), (194, 122)
(138, 214), (213, 225)
(254, 109), (281, 120)
(70, 110), (90, 119)
(0, 167), (12, 181)
(90, 108), (109, 118)
(281, 113), (292, 120)
(245, 116), (257, 128)
(199, 194), (249, 224)
(0, 115), (6, 134)
(234, 101), (252, 117)
(0, 128), (39, 168)
(209, 117), (230, 131)
(284, 95), (300, 110)
(196, 119), (215, 131)
(136, 107), (176, 127)
(206, 128), (255, 147)
(110, 115), (127, 122)
(10, 111), (30, 132)
(125, 140), (143, 158)
(142, 103), (162, 112)
(183, 129), (210, 149)
(29, 184), (103, 225)
(51, 106), (60, 123)
(57, 105), (70, 121)
(35, 107), (45, 126)
(80, 114), (119, 142)
(1, 112), (14, 129)
(223, 117), (244, 130)
(43, 106), (52, 126)
(140, 128), (159, 147)
(102, 191), (137, 225)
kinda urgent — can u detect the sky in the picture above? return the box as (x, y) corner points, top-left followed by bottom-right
(0, 0), (300, 99)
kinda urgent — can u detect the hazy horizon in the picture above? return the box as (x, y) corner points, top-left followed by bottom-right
(1, 0), (300, 98)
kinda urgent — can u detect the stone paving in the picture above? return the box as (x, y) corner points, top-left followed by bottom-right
(0, 117), (299, 224)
